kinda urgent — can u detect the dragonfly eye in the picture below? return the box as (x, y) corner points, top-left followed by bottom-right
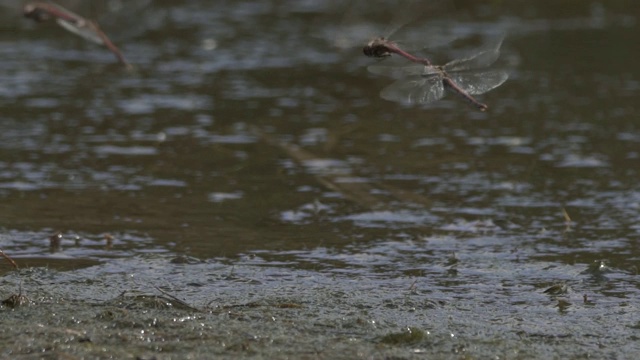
(363, 46), (379, 57)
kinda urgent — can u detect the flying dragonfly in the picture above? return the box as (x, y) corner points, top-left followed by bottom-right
(363, 35), (435, 66)
(24, 1), (131, 68)
(367, 38), (508, 111)
(336, 0), (454, 63)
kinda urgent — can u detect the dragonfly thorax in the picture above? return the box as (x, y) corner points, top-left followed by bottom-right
(421, 65), (445, 76)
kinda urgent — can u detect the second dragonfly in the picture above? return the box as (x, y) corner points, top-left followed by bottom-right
(366, 37), (508, 111)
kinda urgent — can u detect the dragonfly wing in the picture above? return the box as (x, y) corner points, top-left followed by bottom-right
(56, 18), (105, 45)
(447, 70), (509, 95)
(368, 64), (441, 79)
(380, 76), (445, 105)
(367, 64), (431, 79)
(445, 37), (504, 71)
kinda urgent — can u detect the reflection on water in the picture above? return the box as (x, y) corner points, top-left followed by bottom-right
(0, 1), (640, 355)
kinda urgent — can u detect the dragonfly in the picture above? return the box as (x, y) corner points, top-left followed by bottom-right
(336, 0), (454, 63)
(357, 0), (459, 65)
(363, 36), (434, 66)
(23, 2), (131, 68)
(367, 38), (508, 111)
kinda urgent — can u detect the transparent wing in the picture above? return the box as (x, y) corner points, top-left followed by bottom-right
(35, 3), (106, 46)
(379, 76), (445, 105)
(383, 0), (457, 44)
(444, 37), (504, 72)
(390, 25), (462, 53)
(42, 2), (83, 22)
(368, 64), (438, 79)
(446, 70), (509, 95)
(331, 0), (420, 50)
(332, 23), (378, 50)
(56, 18), (104, 45)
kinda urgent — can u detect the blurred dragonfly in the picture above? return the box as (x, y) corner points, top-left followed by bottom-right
(367, 38), (508, 111)
(24, 1), (131, 68)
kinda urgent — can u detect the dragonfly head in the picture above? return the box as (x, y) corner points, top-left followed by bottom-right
(24, 5), (52, 22)
(363, 39), (391, 58)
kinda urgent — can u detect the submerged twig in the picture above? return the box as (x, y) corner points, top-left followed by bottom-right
(0, 249), (18, 270)
(24, 2), (132, 69)
(2, 282), (29, 308)
(561, 207), (572, 233)
(561, 207), (572, 223)
(251, 126), (432, 209)
(104, 233), (114, 248)
(49, 231), (62, 252)
(154, 286), (202, 312)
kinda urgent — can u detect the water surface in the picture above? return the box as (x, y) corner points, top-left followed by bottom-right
(0, 1), (639, 358)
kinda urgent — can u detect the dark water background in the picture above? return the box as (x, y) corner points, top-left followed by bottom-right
(0, 0), (639, 358)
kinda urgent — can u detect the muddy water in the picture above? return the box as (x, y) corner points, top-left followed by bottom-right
(0, 0), (639, 358)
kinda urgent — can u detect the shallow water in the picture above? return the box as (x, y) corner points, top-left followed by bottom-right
(1, 0), (640, 358)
